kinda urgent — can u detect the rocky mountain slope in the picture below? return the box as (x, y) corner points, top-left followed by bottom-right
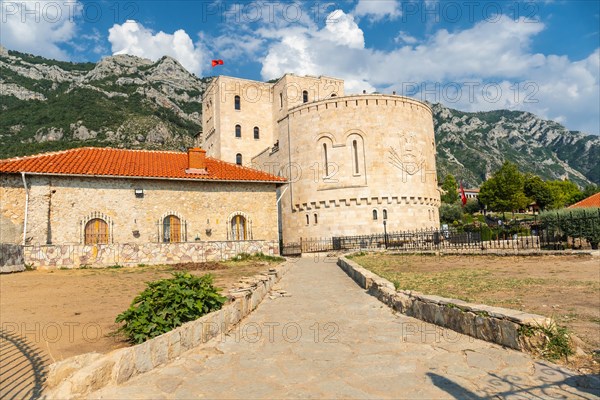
(432, 104), (599, 187)
(0, 46), (208, 158)
(1, 47), (598, 187)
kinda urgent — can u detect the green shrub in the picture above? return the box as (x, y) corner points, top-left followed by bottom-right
(115, 273), (227, 344)
(440, 203), (463, 224)
(540, 208), (600, 249)
(463, 200), (481, 214)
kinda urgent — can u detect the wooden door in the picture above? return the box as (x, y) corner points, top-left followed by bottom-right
(164, 215), (181, 243)
(231, 215), (247, 240)
(85, 218), (108, 245)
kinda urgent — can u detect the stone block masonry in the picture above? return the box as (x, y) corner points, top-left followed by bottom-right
(43, 261), (291, 399)
(337, 255), (553, 351)
(0, 243), (25, 273)
(21, 240), (279, 269)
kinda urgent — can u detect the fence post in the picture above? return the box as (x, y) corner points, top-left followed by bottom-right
(383, 221), (388, 249)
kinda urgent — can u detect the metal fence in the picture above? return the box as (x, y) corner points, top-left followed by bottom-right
(280, 211), (599, 256)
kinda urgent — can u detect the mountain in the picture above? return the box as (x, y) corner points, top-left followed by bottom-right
(1, 47), (598, 187)
(0, 46), (209, 158)
(432, 104), (599, 187)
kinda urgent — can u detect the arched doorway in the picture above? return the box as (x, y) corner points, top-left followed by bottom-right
(231, 215), (247, 240)
(84, 218), (109, 245)
(163, 215), (182, 243)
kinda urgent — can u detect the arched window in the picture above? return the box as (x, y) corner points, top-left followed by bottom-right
(84, 218), (109, 245)
(254, 127), (260, 139)
(163, 215), (181, 243)
(331, 93), (337, 97)
(314, 213), (318, 224)
(231, 215), (247, 240)
(383, 209), (388, 220)
(235, 124), (241, 138)
(323, 143), (329, 176)
(303, 90), (308, 103)
(372, 210), (378, 221)
(236, 153), (242, 165)
(353, 140), (359, 174)
(234, 95), (241, 110)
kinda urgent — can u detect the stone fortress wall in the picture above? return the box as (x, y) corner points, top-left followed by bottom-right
(0, 174), (278, 246)
(201, 74), (440, 243)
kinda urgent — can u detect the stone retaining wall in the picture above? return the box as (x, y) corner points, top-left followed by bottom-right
(338, 256), (552, 350)
(22, 240), (279, 270)
(0, 243), (25, 273)
(43, 261), (291, 399)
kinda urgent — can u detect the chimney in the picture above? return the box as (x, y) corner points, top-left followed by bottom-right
(186, 148), (208, 173)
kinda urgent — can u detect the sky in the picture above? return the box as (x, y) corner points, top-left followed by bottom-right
(1, 0), (599, 135)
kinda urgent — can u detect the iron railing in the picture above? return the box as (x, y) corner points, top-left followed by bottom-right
(280, 211), (599, 256)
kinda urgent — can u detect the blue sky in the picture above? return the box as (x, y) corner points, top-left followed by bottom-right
(1, 0), (599, 134)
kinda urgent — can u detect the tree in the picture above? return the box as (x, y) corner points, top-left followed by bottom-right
(463, 199), (481, 214)
(524, 174), (554, 211)
(439, 203), (463, 223)
(478, 161), (529, 213)
(582, 184), (600, 199)
(546, 180), (582, 209)
(441, 174), (459, 204)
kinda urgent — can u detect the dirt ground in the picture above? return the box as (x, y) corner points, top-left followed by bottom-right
(350, 253), (600, 372)
(0, 259), (282, 363)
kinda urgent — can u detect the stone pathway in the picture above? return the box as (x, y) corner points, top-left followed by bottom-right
(91, 256), (600, 399)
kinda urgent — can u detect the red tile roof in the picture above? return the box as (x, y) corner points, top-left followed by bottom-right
(0, 147), (286, 183)
(568, 192), (600, 208)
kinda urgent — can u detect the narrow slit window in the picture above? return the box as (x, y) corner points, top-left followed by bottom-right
(234, 95), (241, 110)
(279, 92), (283, 108)
(254, 127), (260, 139)
(353, 140), (359, 174)
(306, 214), (310, 225)
(236, 153), (242, 165)
(383, 209), (388, 220)
(235, 124), (241, 138)
(323, 143), (329, 177)
(303, 90), (308, 103)
(314, 214), (318, 224)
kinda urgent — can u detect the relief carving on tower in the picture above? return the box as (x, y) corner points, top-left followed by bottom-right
(387, 131), (426, 177)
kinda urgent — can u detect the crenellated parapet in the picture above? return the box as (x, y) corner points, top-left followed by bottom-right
(293, 196), (441, 212)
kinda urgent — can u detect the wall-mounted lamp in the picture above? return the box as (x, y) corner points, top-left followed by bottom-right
(135, 189), (144, 198)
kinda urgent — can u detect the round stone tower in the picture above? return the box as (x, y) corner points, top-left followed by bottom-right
(276, 94), (440, 242)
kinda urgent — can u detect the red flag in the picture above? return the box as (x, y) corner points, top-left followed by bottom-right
(211, 59), (224, 67)
(460, 181), (467, 206)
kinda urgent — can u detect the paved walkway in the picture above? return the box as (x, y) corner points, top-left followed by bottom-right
(92, 256), (599, 399)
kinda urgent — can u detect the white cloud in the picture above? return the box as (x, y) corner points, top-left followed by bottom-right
(394, 31), (418, 44)
(108, 20), (206, 76)
(0, 0), (80, 59)
(254, 12), (598, 133)
(354, 0), (401, 21)
(260, 10), (366, 81)
(318, 10), (364, 49)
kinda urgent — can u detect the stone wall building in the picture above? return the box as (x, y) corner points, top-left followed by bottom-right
(0, 147), (284, 247)
(201, 74), (441, 242)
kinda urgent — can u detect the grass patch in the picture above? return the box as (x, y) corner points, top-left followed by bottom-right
(520, 321), (574, 361)
(228, 252), (285, 263)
